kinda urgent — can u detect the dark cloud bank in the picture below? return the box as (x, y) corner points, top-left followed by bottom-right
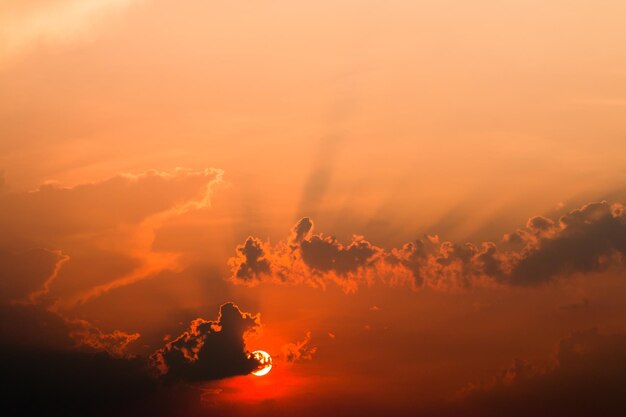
(438, 328), (626, 417)
(4, 301), (626, 417)
(0, 301), (264, 417)
(230, 201), (626, 290)
(2, 200), (626, 416)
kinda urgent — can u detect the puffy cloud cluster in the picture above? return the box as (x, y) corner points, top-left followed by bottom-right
(152, 302), (263, 381)
(229, 217), (385, 292)
(229, 201), (626, 291)
(231, 237), (272, 280)
(507, 201), (626, 285)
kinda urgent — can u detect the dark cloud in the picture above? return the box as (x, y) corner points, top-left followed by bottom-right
(0, 303), (156, 417)
(152, 302), (263, 381)
(0, 302), (140, 358)
(385, 240), (431, 286)
(290, 217), (313, 247)
(229, 219), (383, 290)
(450, 329), (626, 417)
(0, 304), (73, 351)
(0, 301), (266, 417)
(229, 201), (626, 290)
(507, 202), (626, 285)
(300, 234), (380, 274)
(1, 347), (157, 417)
(230, 237), (272, 282)
(526, 215), (556, 234)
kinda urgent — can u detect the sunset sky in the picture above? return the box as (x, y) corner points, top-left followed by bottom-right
(2, 1), (626, 416)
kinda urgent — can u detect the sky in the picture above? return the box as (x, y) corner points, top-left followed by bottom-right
(1, 1), (626, 416)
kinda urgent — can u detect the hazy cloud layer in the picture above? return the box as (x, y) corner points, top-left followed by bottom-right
(449, 329), (626, 417)
(0, 168), (246, 415)
(0, 0), (140, 65)
(229, 201), (626, 291)
(0, 168), (222, 307)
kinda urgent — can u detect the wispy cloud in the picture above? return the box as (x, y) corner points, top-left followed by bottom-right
(0, 0), (141, 64)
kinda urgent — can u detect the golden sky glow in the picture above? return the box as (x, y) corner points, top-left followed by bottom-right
(1, 1), (626, 416)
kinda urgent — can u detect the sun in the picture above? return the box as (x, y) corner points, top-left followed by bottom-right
(249, 350), (272, 376)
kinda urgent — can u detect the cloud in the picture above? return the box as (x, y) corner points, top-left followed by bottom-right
(0, 304), (74, 351)
(229, 218), (383, 292)
(0, 0), (140, 65)
(0, 168), (222, 307)
(228, 201), (626, 291)
(0, 300), (268, 416)
(299, 235), (380, 275)
(451, 329), (626, 417)
(2, 346), (157, 417)
(66, 317), (140, 358)
(230, 237), (272, 281)
(507, 201), (626, 285)
(0, 168), (275, 414)
(290, 217), (314, 247)
(0, 301), (141, 358)
(280, 331), (317, 363)
(0, 168), (221, 240)
(152, 302), (263, 381)
(0, 247), (68, 303)
(0, 302), (158, 416)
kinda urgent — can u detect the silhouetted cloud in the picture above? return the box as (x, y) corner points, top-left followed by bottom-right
(0, 300), (267, 416)
(507, 202), (626, 285)
(230, 218), (383, 292)
(0, 303), (156, 417)
(1, 346), (157, 417)
(152, 302), (263, 381)
(290, 217), (313, 247)
(231, 237), (272, 281)
(300, 234), (380, 274)
(229, 201), (626, 291)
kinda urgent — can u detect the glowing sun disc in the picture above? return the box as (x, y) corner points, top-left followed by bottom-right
(250, 350), (272, 376)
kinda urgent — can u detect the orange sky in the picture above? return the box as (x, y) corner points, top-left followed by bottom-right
(1, 1), (626, 416)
